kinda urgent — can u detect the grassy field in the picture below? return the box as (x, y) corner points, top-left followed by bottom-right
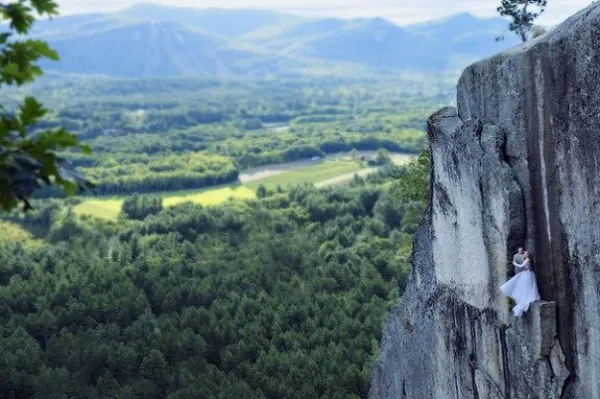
(74, 185), (256, 221)
(0, 221), (45, 248)
(73, 199), (123, 220)
(162, 186), (256, 207)
(74, 157), (410, 220)
(245, 160), (362, 190)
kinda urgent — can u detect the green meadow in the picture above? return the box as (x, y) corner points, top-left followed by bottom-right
(74, 159), (374, 220)
(0, 221), (45, 248)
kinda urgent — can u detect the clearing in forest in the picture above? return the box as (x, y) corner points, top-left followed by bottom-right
(74, 157), (412, 220)
(0, 221), (46, 248)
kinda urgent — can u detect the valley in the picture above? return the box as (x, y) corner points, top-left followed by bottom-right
(1, 69), (434, 398)
(13, 74), (442, 200)
(0, 3), (467, 398)
(3, 1), (597, 398)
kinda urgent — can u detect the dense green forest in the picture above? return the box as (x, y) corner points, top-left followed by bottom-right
(0, 153), (430, 398)
(6, 75), (450, 195)
(1, 48), (444, 396)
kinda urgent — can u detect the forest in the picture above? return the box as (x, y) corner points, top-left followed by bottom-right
(0, 35), (444, 396)
(0, 152), (430, 398)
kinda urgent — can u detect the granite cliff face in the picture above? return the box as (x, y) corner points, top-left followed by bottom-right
(370, 4), (600, 398)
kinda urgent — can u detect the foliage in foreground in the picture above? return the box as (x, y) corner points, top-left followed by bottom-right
(0, 156), (429, 399)
(0, 0), (91, 211)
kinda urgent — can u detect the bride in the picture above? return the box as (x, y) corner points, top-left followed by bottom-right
(500, 251), (541, 317)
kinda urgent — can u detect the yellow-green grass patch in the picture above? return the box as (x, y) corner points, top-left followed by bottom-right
(74, 199), (123, 220)
(0, 220), (45, 248)
(245, 160), (362, 189)
(75, 185), (256, 221)
(389, 153), (414, 165)
(163, 186), (256, 207)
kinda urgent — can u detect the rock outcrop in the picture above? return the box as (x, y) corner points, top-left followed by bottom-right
(370, 3), (600, 398)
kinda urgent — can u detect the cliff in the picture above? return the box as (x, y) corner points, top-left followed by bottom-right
(370, 3), (600, 398)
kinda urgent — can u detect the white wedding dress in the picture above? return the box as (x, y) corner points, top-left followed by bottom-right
(500, 259), (541, 317)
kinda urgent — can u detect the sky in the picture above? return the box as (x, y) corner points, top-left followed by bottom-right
(58, 0), (592, 26)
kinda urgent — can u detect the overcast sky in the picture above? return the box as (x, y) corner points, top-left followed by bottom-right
(58, 0), (592, 25)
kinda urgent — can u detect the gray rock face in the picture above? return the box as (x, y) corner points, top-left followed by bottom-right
(370, 3), (600, 398)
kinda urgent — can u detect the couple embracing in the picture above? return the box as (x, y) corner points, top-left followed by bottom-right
(500, 247), (541, 317)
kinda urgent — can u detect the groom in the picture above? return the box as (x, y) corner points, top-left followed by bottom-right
(513, 248), (525, 275)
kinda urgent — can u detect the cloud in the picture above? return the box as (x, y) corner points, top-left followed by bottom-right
(56, 0), (592, 25)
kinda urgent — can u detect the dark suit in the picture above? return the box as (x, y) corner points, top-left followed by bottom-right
(513, 253), (525, 275)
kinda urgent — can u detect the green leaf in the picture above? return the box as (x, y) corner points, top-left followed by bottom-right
(37, 128), (79, 149)
(1, 63), (20, 79)
(3, 3), (36, 34)
(19, 96), (47, 131)
(29, 40), (59, 60)
(80, 144), (93, 156)
(61, 179), (77, 196)
(30, 0), (59, 16)
(0, 1), (92, 212)
(0, 33), (11, 44)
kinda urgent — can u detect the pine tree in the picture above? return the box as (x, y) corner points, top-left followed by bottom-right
(497, 0), (548, 42)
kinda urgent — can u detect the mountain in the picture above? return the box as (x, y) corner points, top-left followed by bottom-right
(30, 4), (517, 78)
(285, 18), (452, 71)
(407, 12), (508, 38)
(28, 4), (295, 40)
(29, 13), (127, 39)
(115, 3), (294, 38)
(407, 12), (518, 58)
(241, 18), (348, 49)
(43, 22), (271, 77)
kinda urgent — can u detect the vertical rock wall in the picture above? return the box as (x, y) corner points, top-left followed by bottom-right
(370, 3), (600, 398)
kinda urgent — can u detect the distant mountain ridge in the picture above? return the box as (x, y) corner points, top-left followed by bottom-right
(45, 22), (236, 77)
(31, 3), (520, 78)
(285, 18), (453, 71)
(406, 12), (520, 57)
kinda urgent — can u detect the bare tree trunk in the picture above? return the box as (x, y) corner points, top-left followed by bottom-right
(520, 30), (527, 42)
(520, 1), (529, 42)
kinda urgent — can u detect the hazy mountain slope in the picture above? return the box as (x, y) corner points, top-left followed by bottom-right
(407, 12), (507, 37)
(286, 18), (452, 71)
(28, 13), (128, 39)
(116, 3), (293, 37)
(28, 6), (520, 77)
(242, 18), (348, 49)
(406, 12), (520, 57)
(43, 22), (259, 77)
(28, 4), (293, 40)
